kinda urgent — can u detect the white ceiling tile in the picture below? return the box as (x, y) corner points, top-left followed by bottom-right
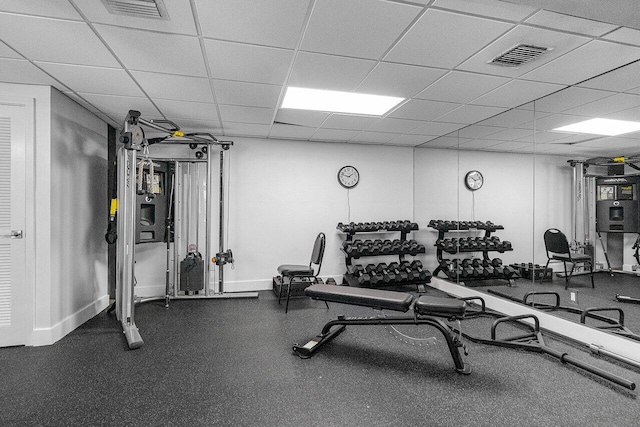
(421, 135), (469, 148)
(522, 40), (640, 85)
(517, 131), (576, 143)
(416, 71), (509, 103)
(131, 71), (213, 103)
(321, 114), (380, 131)
(489, 128), (536, 141)
(0, 40), (21, 59)
(457, 25), (590, 78)
(384, 9), (513, 68)
(470, 79), (565, 108)
(603, 27), (640, 46)
(389, 99), (460, 121)
(0, 14), (119, 67)
(479, 107), (547, 127)
(80, 93), (161, 119)
(274, 109), (329, 127)
(369, 117), (424, 133)
(530, 113), (589, 131)
(310, 128), (360, 142)
(433, 0), (537, 21)
(269, 123), (317, 140)
(484, 141), (534, 152)
(95, 25), (206, 76)
(0, 58), (67, 90)
(0, 0), (81, 19)
(301, 0), (420, 59)
(577, 60), (640, 93)
(74, 0), (197, 35)
(214, 80), (281, 109)
(154, 98), (217, 121)
(350, 131), (399, 144)
(194, 0), (310, 48)
(37, 62), (143, 96)
(533, 86), (614, 113)
(386, 134), (430, 146)
(457, 124), (504, 139)
(525, 10), (617, 36)
(288, 52), (376, 91)
(205, 40), (293, 85)
(458, 139), (505, 150)
(218, 105), (274, 125)
(408, 121), (465, 136)
(357, 62), (446, 98)
(436, 105), (507, 124)
(604, 105), (640, 121)
(223, 122), (271, 138)
(563, 93), (640, 117)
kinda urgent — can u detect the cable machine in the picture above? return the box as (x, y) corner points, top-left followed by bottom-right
(114, 110), (256, 350)
(569, 156), (640, 275)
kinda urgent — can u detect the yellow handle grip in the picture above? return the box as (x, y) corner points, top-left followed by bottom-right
(109, 199), (118, 216)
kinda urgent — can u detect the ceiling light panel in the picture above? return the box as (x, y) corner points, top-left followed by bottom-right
(281, 87), (404, 116)
(300, 0), (421, 59)
(553, 118), (640, 136)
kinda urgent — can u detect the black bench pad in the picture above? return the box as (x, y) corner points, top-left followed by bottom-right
(415, 296), (466, 317)
(305, 284), (414, 312)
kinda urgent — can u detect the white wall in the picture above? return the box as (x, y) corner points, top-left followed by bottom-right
(48, 89), (109, 334)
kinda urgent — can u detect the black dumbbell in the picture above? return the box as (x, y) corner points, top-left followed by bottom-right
(387, 262), (408, 282)
(410, 260), (431, 282)
(376, 263), (396, 283)
(349, 265), (371, 285)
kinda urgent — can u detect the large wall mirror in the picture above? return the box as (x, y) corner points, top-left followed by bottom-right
(419, 59), (640, 353)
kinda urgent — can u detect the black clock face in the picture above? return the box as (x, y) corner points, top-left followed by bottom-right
(338, 166), (359, 189)
(465, 170), (483, 191)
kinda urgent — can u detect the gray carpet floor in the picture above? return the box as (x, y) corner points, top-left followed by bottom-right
(1, 283), (639, 426)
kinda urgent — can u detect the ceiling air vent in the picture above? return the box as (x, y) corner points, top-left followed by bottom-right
(488, 44), (550, 67)
(101, 0), (169, 20)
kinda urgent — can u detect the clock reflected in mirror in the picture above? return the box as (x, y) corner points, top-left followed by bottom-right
(465, 170), (483, 191)
(338, 165), (359, 189)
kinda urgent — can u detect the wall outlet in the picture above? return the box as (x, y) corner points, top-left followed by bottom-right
(569, 289), (578, 304)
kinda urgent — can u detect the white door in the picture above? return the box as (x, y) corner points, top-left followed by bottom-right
(0, 103), (27, 347)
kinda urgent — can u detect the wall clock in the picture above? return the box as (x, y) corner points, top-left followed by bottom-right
(338, 165), (359, 189)
(464, 170), (484, 191)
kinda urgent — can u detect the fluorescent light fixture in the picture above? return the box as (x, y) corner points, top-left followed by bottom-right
(553, 118), (640, 136)
(281, 87), (404, 116)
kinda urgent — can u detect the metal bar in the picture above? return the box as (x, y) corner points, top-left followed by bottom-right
(205, 144), (212, 296)
(218, 148), (224, 294)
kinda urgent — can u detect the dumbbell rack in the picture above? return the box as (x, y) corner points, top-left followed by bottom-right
(338, 220), (429, 288)
(429, 220), (518, 285)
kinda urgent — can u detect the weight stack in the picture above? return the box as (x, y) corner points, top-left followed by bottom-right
(180, 257), (204, 292)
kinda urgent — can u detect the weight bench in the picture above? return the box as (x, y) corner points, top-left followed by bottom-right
(292, 284), (471, 374)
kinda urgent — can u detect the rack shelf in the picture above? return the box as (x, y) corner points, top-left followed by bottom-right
(337, 220), (430, 288)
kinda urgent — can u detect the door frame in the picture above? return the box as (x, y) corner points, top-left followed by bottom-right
(0, 97), (34, 347)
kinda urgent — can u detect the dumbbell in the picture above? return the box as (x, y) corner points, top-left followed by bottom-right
(439, 259), (452, 272)
(349, 265), (371, 285)
(376, 263), (396, 283)
(365, 264), (384, 287)
(502, 265), (518, 279)
(470, 258), (484, 277)
(387, 262), (408, 282)
(344, 241), (362, 256)
(410, 260), (431, 282)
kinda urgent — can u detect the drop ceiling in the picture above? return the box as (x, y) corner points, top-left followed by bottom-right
(1, 0), (640, 158)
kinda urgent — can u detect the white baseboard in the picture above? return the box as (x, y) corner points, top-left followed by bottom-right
(29, 294), (110, 347)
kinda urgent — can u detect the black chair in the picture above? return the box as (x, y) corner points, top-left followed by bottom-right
(277, 232), (327, 313)
(543, 228), (594, 289)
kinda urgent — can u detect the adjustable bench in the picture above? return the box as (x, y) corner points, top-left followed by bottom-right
(292, 284), (471, 374)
